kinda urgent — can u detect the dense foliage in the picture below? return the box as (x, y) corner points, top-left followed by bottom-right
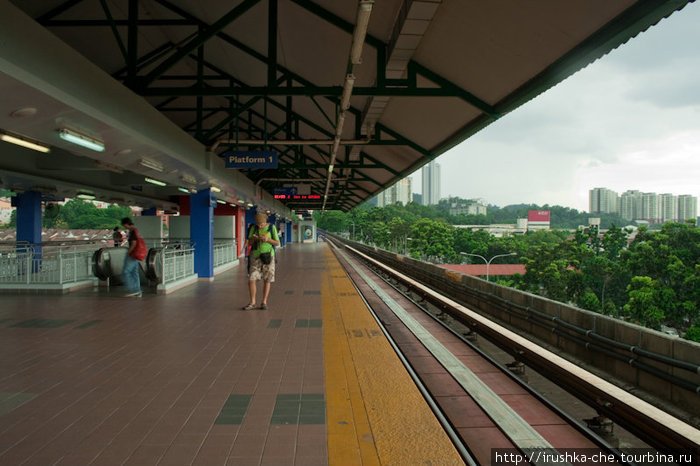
(315, 200), (700, 341)
(5, 199), (132, 229)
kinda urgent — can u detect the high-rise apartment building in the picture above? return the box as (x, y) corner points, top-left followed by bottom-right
(421, 161), (441, 206)
(589, 187), (619, 214)
(376, 178), (412, 207)
(600, 188), (697, 223)
(678, 195), (698, 222)
(620, 190), (641, 220)
(660, 193), (678, 223)
(641, 192), (661, 223)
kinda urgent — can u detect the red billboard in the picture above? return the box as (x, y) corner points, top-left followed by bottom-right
(528, 210), (551, 222)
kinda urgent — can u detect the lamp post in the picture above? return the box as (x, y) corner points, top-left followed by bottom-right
(460, 252), (517, 281)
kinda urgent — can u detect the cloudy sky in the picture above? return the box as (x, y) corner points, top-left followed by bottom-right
(410, 2), (700, 212)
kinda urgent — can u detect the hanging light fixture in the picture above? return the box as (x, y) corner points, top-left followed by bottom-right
(144, 177), (167, 187)
(0, 131), (50, 153)
(58, 128), (105, 152)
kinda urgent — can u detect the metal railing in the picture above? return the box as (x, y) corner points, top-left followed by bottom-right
(0, 244), (94, 285)
(159, 244), (195, 285)
(213, 240), (236, 268)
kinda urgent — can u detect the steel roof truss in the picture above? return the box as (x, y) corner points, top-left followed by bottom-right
(139, 0), (262, 88)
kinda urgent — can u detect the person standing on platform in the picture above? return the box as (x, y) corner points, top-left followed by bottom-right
(121, 217), (144, 297)
(242, 213), (279, 310)
(112, 226), (123, 246)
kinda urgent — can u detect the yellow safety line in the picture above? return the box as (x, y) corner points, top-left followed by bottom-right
(322, 247), (463, 465)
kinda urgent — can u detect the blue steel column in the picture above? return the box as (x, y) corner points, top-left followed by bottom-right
(190, 189), (215, 278)
(269, 214), (278, 240)
(244, 208), (256, 238)
(15, 190), (42, 247)
(286, 222), (293, 244)
(280, 220), (287, 246)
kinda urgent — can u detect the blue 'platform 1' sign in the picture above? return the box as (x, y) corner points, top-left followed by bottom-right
(224, 151), (278, 169)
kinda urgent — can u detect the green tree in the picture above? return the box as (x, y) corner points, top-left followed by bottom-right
(579, 290), (601, 313)
(315, 210), (346, 232)
(408, 218), (456, 263)
(684, 324), (700, 342)
(624, 276), (664, 329)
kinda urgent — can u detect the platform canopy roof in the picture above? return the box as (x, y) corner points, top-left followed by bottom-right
(0, 0), (694, 213)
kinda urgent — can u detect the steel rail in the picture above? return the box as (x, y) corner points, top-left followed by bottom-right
(334, 239), (700, 455)
(328, 240), (477, 465)
(353, 251), (631, 464)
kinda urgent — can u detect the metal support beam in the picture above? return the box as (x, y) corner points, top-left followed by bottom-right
(268, 0), (278, 87)
(99, 0), (128, 64)
(140, 0), (261, 87)
(127, 0), (138, 85)
(37, 0), (85, 24)
(138, 85), (473, 97)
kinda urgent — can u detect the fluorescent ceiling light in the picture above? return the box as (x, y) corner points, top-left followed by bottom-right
(145, 177), (167, 187)
(177, 186), (191, 193)
(76, 192), (95, 200)
(58, 128), (104, 152)
(247, 203), (254, 208)
(210, 186), (221, 193)
(238, 199), (245, 204)
(216, 199), (226, 204)
(181, 173), (197, 184)
(0, 132), (50, 153)
(140, 158), (164, 172)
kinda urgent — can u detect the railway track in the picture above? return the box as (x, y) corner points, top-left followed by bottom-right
(328, 238), (700, 465)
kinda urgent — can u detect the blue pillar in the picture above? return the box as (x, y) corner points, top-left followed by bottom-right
(15, 190), (42, 246)
(245, 208), (256, 239)
(269, 214), (277, 240)
(279, 220), (286, 246)
(190, 189), (215, 278)
(14, 190), (42, 269)
(286, 222), (293, 244)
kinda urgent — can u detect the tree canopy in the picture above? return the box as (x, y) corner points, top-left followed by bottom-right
(6, 199), (132, 230)
(314, 200), (700, 341)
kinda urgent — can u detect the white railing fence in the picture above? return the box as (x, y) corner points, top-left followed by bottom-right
(213, 241), (236, 268)
(160, 245), (195, 285)
(0, 244), (94, 285)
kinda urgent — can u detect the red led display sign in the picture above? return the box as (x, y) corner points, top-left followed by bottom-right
(274, 194), (321, 200)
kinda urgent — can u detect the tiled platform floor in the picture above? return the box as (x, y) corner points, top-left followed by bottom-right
(0, 245), (327, 466)
(0, 243), (461, 466)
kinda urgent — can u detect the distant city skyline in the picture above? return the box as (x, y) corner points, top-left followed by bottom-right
(590, 187), (697, 223)
(409, 3), (700, 212)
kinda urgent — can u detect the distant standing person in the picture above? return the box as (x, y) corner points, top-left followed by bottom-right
(121, 217), (144, 297)
(242, 213), (279, 310)
(112, 226), (123, 247)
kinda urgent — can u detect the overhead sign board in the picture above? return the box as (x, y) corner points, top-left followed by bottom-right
(224, 150), (278, 169)
(274, 187), (297, 197)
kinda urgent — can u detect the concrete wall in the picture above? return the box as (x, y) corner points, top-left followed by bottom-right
(134, 216), (162, 242)
(214, 216), (235, 239)
(169, 216), (190, 239)
(340, 238), (700, 419)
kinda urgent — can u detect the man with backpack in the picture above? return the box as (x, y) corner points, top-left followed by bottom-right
(121, 217), (145, 297)
(242, 213), (279, 310)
